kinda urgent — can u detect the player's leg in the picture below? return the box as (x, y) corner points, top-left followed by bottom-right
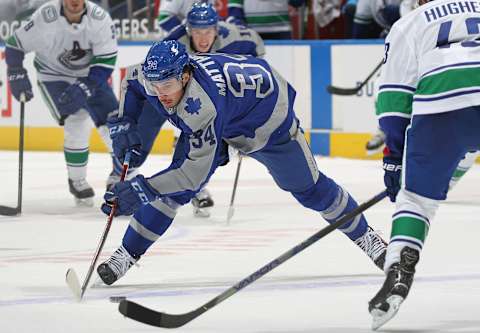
(38, 80), (95, 206)
(249, 120), (387, 269)
(448, 150), (479, 191)
(96, 132), (216, 284)
(369, 108), (480, 329)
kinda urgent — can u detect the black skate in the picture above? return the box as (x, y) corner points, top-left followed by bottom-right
(191, 189), (214, 218)
(369, 247), (420, 330)
(97, 246), (139, 285)
(354, 226), (387, 270)
(366, 130), (386, 156)
(68, 178), (94, 207)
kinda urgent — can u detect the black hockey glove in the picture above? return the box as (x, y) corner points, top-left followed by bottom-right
(101, 175), (158, 216)
(107, 116), (147, 168)
(7, 67), (33, 102)
(383, 147), (402, 202)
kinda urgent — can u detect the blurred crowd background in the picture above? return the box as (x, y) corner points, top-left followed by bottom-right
(0, 0), (410, 42)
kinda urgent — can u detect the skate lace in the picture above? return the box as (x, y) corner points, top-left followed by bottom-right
(104, 246), (137, 278)
(354, 228), (386, 261)
(71, 179), (91, 191)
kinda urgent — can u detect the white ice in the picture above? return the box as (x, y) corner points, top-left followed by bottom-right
(1, 151), (479, 333)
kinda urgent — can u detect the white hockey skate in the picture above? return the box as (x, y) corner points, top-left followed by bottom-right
(97, 245), (139, 285)
(366, 130), (386, 156)
(191, 188), (214, 218)
(354, 227), (387, 270)
(68, 178), (94, 207)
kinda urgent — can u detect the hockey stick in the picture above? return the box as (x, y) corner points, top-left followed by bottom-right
(326, 60), (383, 96)
(226, 154), (243, 224)
(66, 152), (131, 301)
(0, 94), (26, 216)
(118, 190), (388, 328)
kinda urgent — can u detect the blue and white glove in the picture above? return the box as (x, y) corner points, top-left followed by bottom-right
(383, 147), (402, 202)
(7, 67), (33, 102)
(107, 116), (146, 168)
(58, 78), (93, 115)
(101, 175), (159, 216)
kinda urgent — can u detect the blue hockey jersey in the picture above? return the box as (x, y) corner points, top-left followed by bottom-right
(119, 53), (296, 199)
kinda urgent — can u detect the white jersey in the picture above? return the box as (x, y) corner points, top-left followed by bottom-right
(229, 0), (292, 33)
(377, 0), (480, 120)
(6, 0), (117, 82)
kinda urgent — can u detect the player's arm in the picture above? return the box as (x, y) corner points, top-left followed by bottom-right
(107, 65), (148, 167)
(227, 0), (246, 26)
(146, 107), (223, 199)
(4, 8), (45, 102)
(376, 25), (417, 158)
(88, 9), (118, 88)
(157, 1), (183, 33)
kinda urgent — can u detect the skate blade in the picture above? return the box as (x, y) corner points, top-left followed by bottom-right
(65, 268), (82, 301)
(193, 207), (211, 218)
(75, 197), (94, 207)
(371, 295), (404, 330)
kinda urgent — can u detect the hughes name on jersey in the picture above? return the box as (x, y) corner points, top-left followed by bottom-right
(377, 0), (480, 155)
(6, 0), (117, 82)
(120, 54), (295, 200)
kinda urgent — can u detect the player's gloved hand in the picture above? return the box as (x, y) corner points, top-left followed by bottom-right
(58, 78), (93, 115)
(7, 67), (34, 102)
(107, 116), (146, 168)
(383, 147), (402, 202)
(101, 175), (159, 216)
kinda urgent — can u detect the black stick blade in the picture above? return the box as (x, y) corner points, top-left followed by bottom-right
(326, 85), (361, 96)
(119, 300), (201, 328)
(0, 206), (20, 216)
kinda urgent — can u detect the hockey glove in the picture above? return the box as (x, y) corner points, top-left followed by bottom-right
(58, 78), (93, 115)
(101, 175), (159, 216)
(383, 148), (402, 202)
(7, 67), (33, 102)
(107, 116), (146, 168)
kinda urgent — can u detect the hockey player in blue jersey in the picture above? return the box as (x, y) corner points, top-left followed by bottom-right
(118, 2), (265, 217)
(95, 40), (388, 286)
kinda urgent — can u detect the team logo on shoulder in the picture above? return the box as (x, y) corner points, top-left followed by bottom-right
(42, 5), (58, 23)
(185, 97), (202, 115)
(91, 5), (106, 20)
(24, 20), (34, 31)
(218, 26), (229, 38)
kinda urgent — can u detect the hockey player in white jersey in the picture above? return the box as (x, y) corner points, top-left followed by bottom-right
(5, 0), (122, 206)
(369, 0), (480, 329)
(228, 0), (305, 39)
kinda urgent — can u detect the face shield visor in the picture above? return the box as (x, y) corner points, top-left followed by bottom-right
(143, 76), (184, 97)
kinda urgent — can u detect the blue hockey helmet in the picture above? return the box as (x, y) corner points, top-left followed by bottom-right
(187, 2), (218, 29)
(142, 40), (190, 83)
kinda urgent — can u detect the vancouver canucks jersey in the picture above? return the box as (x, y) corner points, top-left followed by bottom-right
(6, 0), (117, 82)
(166, 21), (265, 57)
(377, 0), (480, 154)
(228, 0), (292, 34)
(120, 54), (295, 197)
